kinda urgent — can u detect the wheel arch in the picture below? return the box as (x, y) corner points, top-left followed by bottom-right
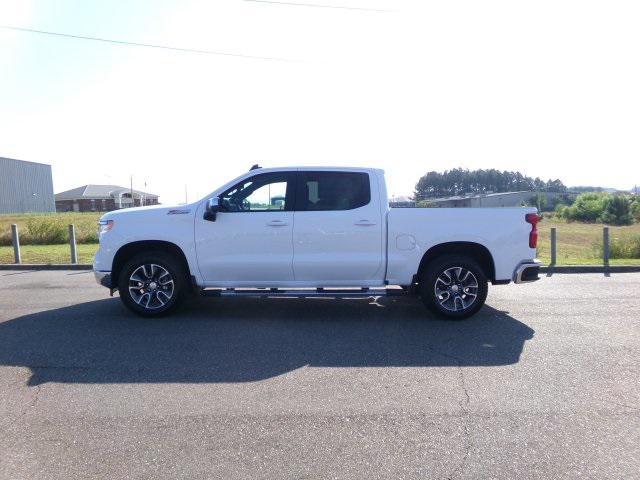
(417, 241), (496, 282)
(112, 240), (193, 291)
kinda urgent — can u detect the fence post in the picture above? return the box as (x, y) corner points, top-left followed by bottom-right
(11, 224), (21, 264)
(550, 227), (557, 266)
(69, 224), (78, 264)
(603, 227), (610, 271)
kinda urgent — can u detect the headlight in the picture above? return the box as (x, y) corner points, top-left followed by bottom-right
(98, 219), (114, 235)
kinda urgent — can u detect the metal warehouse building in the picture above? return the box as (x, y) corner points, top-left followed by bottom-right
(0, 157), (55, 214)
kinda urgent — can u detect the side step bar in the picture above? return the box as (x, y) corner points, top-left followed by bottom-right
(200, 287), (408, 298)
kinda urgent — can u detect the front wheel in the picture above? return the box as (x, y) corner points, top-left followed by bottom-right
(118, 251), (187, 317)
(419, 255), (488, 320)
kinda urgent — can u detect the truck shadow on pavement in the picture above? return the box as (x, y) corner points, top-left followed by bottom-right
(0, 296), (534, 385)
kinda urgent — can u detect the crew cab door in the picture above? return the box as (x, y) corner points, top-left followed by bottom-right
(292, 171), (384, 284)
(195, 171), (296, 284)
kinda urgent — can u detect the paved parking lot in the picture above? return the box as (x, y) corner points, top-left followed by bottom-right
(1, 270), (639, 479)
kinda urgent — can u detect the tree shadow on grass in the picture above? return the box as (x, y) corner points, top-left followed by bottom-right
(0, 296), (534, 385)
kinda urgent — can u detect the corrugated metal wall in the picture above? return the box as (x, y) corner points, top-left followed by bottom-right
(0, 157), (55, 214)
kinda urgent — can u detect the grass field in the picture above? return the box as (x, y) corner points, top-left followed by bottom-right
(538, 217), (640, 265)
(0, 243), (98, 264)
(0, 212), (101, 246)
(1, 212), (640, 266)
(0, 212), (101, 264)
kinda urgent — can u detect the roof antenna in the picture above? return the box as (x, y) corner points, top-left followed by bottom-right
(250, 164), (261, 171)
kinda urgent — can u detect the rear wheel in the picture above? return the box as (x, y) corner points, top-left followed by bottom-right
(118, 251), (187, 317)
(419, 255), (488, 319)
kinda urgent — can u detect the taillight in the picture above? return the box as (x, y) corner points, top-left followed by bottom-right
(525, 213), (541, 249)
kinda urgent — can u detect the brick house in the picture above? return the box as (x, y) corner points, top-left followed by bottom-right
(55, 185), (159, 212)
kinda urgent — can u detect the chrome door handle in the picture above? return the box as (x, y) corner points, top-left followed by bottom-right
(354, 220), (376, 226)
(267, 220), (288, 226)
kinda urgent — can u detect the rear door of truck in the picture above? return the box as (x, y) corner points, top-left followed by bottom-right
(292, 170), (385, 283)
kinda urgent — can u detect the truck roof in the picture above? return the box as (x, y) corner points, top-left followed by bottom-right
(246, 166), (385, 175)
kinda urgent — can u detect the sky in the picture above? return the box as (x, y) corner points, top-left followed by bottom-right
(1, 0), (639, 204)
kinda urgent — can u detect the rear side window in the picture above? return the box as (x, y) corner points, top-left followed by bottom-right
(296, 172), (371, 211)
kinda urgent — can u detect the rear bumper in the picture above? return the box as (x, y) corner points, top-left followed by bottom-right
(513, 261), (541, 284)
(94, 270), (112, 288)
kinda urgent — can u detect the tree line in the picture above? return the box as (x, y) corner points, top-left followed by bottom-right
(414, 168), (567, 201)
(412, 167), (639, 226)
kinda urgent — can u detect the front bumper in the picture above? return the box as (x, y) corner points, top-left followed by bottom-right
(94, 270), (112, 288)
(513, 260), (541, 284)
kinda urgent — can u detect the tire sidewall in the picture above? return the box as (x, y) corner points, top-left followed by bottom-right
(420, 255), (488, 320)
(118, 252), (185, 317)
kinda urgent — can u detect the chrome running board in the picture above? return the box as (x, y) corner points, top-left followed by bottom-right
(200, 287), (407, 298)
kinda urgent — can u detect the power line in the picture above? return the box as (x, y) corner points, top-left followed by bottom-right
(0, 25), (292, 62)
(243, 0), (391, 12)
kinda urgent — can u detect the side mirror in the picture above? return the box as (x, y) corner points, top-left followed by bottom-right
(204, 197), (220, 222)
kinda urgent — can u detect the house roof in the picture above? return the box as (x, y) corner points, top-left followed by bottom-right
(55, 185), (159, 200)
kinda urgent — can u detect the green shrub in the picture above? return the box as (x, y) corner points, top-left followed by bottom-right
(561, 192), (637, 225)
(25, 217), (67, 244)
(602, 234), (640, 259)
(77, 229), (99, 244)
(0, 230), (12, 247)
(555, 204), (570, 219)
(631, 197), (640, 222)
(600, 195), (633, 225)
(565, 192), (608, 222)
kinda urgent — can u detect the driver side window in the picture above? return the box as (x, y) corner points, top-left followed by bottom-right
(220, 173), (294, 212)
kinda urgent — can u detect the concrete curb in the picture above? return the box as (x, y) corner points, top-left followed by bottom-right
(0, 264), (93, 271)
(539, 265), (640, 274)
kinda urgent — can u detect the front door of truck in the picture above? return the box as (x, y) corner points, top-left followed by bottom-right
(195, 171), (296, 284)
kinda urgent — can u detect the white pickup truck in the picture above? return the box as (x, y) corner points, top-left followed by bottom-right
(94, 166), (541, 319)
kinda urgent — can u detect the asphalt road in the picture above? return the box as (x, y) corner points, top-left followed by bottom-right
(1, 271), (638, 479)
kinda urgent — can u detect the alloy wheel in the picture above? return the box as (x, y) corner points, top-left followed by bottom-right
(434, 266), (479, 312)
(128, 264), (175, 310)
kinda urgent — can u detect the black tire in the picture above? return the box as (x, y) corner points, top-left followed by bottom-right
(118, 250), (187, 317)
(419, 254), (488, 320)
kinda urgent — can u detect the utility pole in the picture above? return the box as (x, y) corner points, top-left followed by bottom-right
(141, 181), (147, 206)
(130, 175), (134, 208)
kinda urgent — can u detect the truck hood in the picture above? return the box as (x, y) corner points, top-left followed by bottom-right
(100, 203), (197, 221)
